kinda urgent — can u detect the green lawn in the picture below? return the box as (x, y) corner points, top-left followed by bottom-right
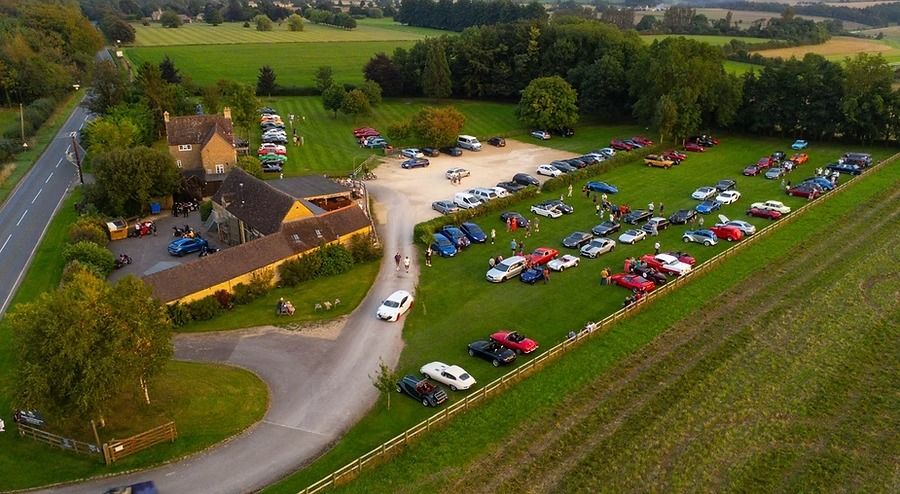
(263, 135), (898, 492)
(0, 107), (17, 135)
(723, 59), (761, 75)
(130, 19), (449, 46)
(640, 34), (772, 46)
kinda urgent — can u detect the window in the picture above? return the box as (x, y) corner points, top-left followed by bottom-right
(175, 160), (182, 168)
(215, 164), (225, 174)
(178, 144), (192, 151)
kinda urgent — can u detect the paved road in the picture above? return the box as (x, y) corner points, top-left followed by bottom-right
(43, 183), (416, 493)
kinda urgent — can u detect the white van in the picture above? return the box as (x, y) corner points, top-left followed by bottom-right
(454, 192), (483, 209)
(486, 256), (528, 282)
(457, 135), (482, 151)
(468, 188), (499, 202)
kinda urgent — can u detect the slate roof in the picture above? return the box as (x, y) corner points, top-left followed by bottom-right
(269, 175), (351, 199)
(166, 114), (234, 147)
(212, 168), (295, 236)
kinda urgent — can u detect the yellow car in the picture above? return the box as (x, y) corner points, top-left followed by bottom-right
(644, 154), (675, 168)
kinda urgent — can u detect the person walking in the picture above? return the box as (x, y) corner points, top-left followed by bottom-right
(403, 256), (411, 273)
(425, 247), (433, 267)
(490, 228), (496, 245)
(659, 202), (664, 214)
(600, 267), (609, 286)
(654, 241), (660, 254)
(567, 183), (573, 198)
(596, 204), (601, 216)
(533, 218), (540, 233)
(394, 251), (401, 271)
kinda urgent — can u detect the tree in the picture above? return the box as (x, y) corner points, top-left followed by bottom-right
(254, 14), (274, 31)
(842, 53), (894, 142)
(222, 82), (259, 139)
(363, 53), (403, 96)
(10, 269), (172, 418)
(287, 13), (304, 31)
(341, 89), (371, 115)
(85, 60), (129, 115)
(237, 155), (264, 179)
(91, 147), (181, 216)
(516, 76), (579, 130)
(160, 10), (182, 28)
(653, 94), (678, 143)
(358, 80), (383, 106)
(422, 42), (452, 99)
(99, 13), (136, 44)
(257, 65), (278, 97)
(635, 14), (658, 32)
(370, 358), (400, 410)
(82, 117), (140, 155)
(223, 0), (246, 22)
(315, 66), (335, 93)
(136, 62), (180, 135)
(322, 84), (347, 118)
(412, 106), (466, 147)
(201, 85), (223, 114)
(205, 3), (224, 25)
(159, 56), (182, 84)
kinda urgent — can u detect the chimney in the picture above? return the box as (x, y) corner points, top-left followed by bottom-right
(163, 111), (170, 123)
(223, 106), (232, 121)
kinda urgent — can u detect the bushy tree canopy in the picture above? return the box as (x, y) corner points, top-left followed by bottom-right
(516, 76), (579, 130)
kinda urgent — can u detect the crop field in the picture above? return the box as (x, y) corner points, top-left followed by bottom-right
(640, 33), (771, 45)
(634, 9), (870, 30)
(263, 135), (897, 492)
(752, 35), (900, 62)
(129, 19), (449, 47)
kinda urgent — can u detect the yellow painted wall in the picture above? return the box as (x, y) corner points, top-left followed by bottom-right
(282, 200), (314, 222)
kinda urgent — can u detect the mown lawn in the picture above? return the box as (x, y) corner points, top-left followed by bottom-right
(262, 137), (897, 492)
(723, 60), (761, 75)
(640, 33), (772, 45)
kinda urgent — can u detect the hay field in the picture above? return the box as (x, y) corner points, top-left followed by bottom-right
(753, 35), (899, 62)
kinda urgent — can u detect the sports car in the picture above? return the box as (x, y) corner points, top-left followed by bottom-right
(420, 362), (476, 391)
(622, 209), (652, 224)
(764, 167), (785, 180)
(580, 237), (616, 258)
(663, 251), (696, 265)
(531, 203), (563, 218)
(623, 139), (644, 149)
(610, 139), (634, 151)
(743, 164), (764, 176)
(592, 220), (621, 236)
(801, 177), (835, 191)
(709, 225), (744, 242)
(787, 183), (823, 198)
(668, 209), (697, 225)
(715, 179), (737, 191)
(537, 164), (562, 177)
(790, 152), (809, 165)
(791, 139), (808, 150)
(562, 231), (594, 249)
(530, 130), (551, 140)
(747, 207), (782, 220)
(771, 151), (787, 162)
(467, 340), (516, 367)
(716, 215), (756, 236)
(376, 290), (414, 321)
(432, 200), (458, 215)
(490, 331), (539, 354)
(684, 142), (705, 152)
(641, 253), (692, 276)
(168, 237), (208, 256)
(715, 190), (741, 204)
(756, 156), (776, 169)
(632, 265), (667, 286)
(618, 229), (647, 245)
(500, 212), (529, 228)
(541, 199), (574, 214)
(750, 200), (791, 214)
(609, 273), (656, 292)
(682, 229), (719, 246)
(528, 247), (559, 265)
(644, 155), (675, 168)
(439, 226), (471, 248)
(662, 149), (687, 162)
(519, 267), (547, 284)
(445, 167), (470, 179)
(460, 222), (487, 243)
(586, 181), (619, 194)
(691, 186), (717, 200)
(695, 200), (722, 214)
(430, 233), (458, 257)
(548, 254), (580, 271)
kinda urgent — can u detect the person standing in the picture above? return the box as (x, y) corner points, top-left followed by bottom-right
(543, 266), (550, 284)
(648, 202), (654, 214)
(654, 241), (660, 254)
(425, 247), (433, 267)
(596, 204), (601, 216)
(510, 239), (517, 255)
(698, 216), (704, 228)
(567, 183), (573, 197)
(506, 216), (512, 232)
(511, 218), (518, 232)
(490, 228), (496, 245)
(394, 251), (401, 271)
(403, 256), (411, 273)
(533, 217), (540, 233)
(659, 202), (664, 214)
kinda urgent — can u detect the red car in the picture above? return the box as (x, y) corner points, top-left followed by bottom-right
(528, 247), (559, 266)
(743, 164), (763, 176)
(684, 142), (705, 152)
(787, 184), (822, 199)
(663, 150), (687, 162)
(353, 127), (380, 138)
(631, 135), (654, 146)
(490, 331), (539, 354)
(747, 207), (782, 220)
(609, 273), (656, 292)
(708, 225), (744, 242)
(257, 147), (287, 157)
(610, 139), (634, 151)
(663, 251), (696, 265)
(756, 157), (776, 169)
(790, 153), (809, 165)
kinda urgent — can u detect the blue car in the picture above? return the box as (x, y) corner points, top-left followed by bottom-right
(460, 222), (486, 243)
(682, 229), (719, 246)
(585, 181), (618, 194)
(520, 267), (546, 284)
(695, 200), (722, 214)
(431, 233), (457, 257)
(801, 176), (835, 191)
(168, 237), (209, 256)
(791, 139), (808, 150)
(439, 226), (471, 249)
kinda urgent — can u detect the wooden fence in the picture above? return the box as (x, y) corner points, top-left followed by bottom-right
(17, 423), (103, 459)
(103, 421), (178, 464)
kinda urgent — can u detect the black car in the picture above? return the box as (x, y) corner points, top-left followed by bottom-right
(488, 136), (506, 147)
(668, 208), (697, 225)
(540, 199), (574, 214)
(841, 152), (872, 167)
(771, 151), (786, 162)
(565, 158), (589, 169)
(826, 162), (863, 175)
(592, 220), (620, 236)
(632, 265), (668, 286)
(496, 181), (526, 193)
(715, 179), (737, 192)
(579, 154), (602, 165)
(500, 211), (528, 228)
(261, 162), (283, 173)
(421, 147), (440, 157)
(553, 127), (575, 137)
(439, 146), (463, 156)
(467, 340), (516, 367)
(396, 375), (448, 407)
(512, 173), (540, 187)
(562, 231), (594, 248)
(621, 209), (652, 225)
(550, 161), (577, 173)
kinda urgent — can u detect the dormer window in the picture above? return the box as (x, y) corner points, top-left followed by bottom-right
(178, 144), (192, 151)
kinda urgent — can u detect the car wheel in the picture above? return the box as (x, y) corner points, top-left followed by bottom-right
(395, 385), (402, 393)
(515, 348), (522, 355)
(704, 240), (712, 246)
(450, 385), (457, 391)
(683, 237), (690, 243)
(423, 373), (431, 380)
(468, 349), (475, 357)
(422, 398), (430, 407)
(492, 359), (501, 367)
(727, 237), (733, 242)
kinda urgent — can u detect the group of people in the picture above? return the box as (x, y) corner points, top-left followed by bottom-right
(276, 298), (295, 316)
(509, 238), (526, 257)
(449, 172), (464, 185)
(394, 252), (411, 273)
(172, 201), (197, 218)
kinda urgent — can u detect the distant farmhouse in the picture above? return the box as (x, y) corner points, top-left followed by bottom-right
(164, 108), (238, 197)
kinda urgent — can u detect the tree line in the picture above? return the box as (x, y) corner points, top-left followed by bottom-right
(711, 1), (900, 28)
(396, 0), (547, 32)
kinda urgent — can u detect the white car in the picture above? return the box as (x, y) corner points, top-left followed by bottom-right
(401, 148), (424, 159)
(750, 200), (791, 214)
(547, 254), (580, 271)
(491, 186), (510, 198)
(618, 229), (647, 245)
(691, 186), (717, 200)
(376, 290), (414, 322)
(650, 253), (692, 276)
(530, 203), (563, 218)
(716, 190), (741, 204)
(580, 238), (616, 258)
(420, 361), (476, 391)
(445, 167), (470, 179)
(259, 143), (287, 153)
(536, 164), (562, 177)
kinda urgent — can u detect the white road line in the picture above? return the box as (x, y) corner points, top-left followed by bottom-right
(0, 235), (11, 255)
(45, 172), (53, 184)
(32, 188), (42, 204)
(16, 210), (27, 226)
(56, 158), (62, 168)
(79, 121), (85, 130)
(66, 144), (71, 154)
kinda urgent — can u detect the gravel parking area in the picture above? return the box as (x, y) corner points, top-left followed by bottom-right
(374, 139), (578, 224)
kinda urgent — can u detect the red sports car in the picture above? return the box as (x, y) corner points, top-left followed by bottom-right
(609, 273), (656, 292)
(743, 164), (763, 176)
(528, 247), (559, 266)
(787, 184), (822, 198)
(257, 147), (287, 157)
(353, 127), (380, 138)
(663, 251), (696, 265)
(708, 225), (744, 242)
(756, 157), (776, 169)
(790, 153), (809, 165)
(610, 139), (634, 151)
(747, 207), (782, 220)
(490, 331), (539, 354)
(684, 142), (705, 152)
(631, 135), (654, 146)
(663, 150), (687, 162)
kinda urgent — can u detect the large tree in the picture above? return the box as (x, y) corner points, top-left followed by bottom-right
(221, 82), (259, 139)
(160, 10), (182, 28)
(257, 65), (278, 97)
(516, 76), (579, 131)
(205, 3), (224, 25)
(422, 41), (452, 99)
(85, 59), (129, 115)
(322, 84), (347, 118)
(363, 53), (403, 96)
(159, 55), (182, 84)
(11, 268), (172, 418)
(413, 106), (466, 147)
(315, 66), (335, 93)
(91, 147), (181, 216)
(287, 13), (304, 31)
(82, 117), (140, 155)
(842, 53), (895, 142)
(99, 13), (136, 44)
(341, 89), (371, 116)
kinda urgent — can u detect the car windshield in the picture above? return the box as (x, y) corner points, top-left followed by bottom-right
(436, 237), (451, 246)
(383, 300), (400, 308)
(495, 263), (513, 273)
(458, 373), (471, 380)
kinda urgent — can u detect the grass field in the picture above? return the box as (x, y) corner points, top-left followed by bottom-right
(267, 149), (899, 493)
(129, 19), (449, 47)
(262, 132), (897, 492)
(723, 60), (761, 74)
(640, 33), (772, 45)
(0, 108), (17, 136)
(753, 36), (900, 63)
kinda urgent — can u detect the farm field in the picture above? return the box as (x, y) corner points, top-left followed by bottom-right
(263, 134), (898, 492)
(640, 33), (771, 45)
(723, 60), (760, 74)
(634, 8), (871, 30)
(129, 19), (449, 47)
(753, 35), (900, 62)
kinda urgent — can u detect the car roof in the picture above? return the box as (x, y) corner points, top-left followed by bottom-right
(386, 290), (410, 302)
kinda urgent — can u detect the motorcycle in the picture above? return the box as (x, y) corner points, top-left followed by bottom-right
(114, 254), (133, 269)
(172, 225), (194, 237)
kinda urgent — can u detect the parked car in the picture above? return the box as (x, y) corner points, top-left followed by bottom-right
(430, 233), (458, 257)
(631, 135), (653, 146)
(530, 130), (551, 140)
(261, 162), (283, 173)
(663, 251), (696, 265)
(771, 151), (787, 162)
(747, 207), (782, 220)
(460, 222), (486, 243)
(743, 164), (763, 176)
(396, 375), (448, 407)
(787, 183), (823, 198)
(512, 173), (540, 187)
(595, 147), (616, 158)
(662, 149), (687, 163)
(537, 164), (562, 177)
(709, 224), (744, 242)
(486, 255), (528, 282)
(467, 340), (516, 367)
(500, 212), (528, 228)
(826, 162), (863, 175)
(623, 139), (643, 149)
(668, 208), (697, 225)
(644, 217), (670, 232)
(715, 179), (737, 192)
(539, 199), (573, 215)
(457, 135), (482, 151)
(683, 142), (705, 152)
(453, 192), (480, 211)
(420, 362), (476, 391)
(401, 158), (430, 169)
(641, 253), (692, 276)
(610, 139), (634, 151)
(841, 152), (872, 167)
(548, 254), (580, 271)
(432, 200), (458, 215)
(691, 186), (717, 200)
(621, 209), (652, 225)
(564, 157), (589, 169)
(644, 155), (675, 168)
(445, 167), (470, 179)
(618, 229), (647, 245)
(801, 176), (835, 191)
(527, 247), (559, 265)
(682, 229), (718, 246)
(690, 135), (719, 147)
(581, 237), (616, 258)
(439, 226), (471, 249)
(520, 267), (547, 284)
(531, 203), (563, 218)
(695, 200), (722, 215)
(715, 215), (756, 236)
(421, 147), (440, 157)
(550, 161), (577, 173)
(609, 273), (656, 292)
(764, 167), (785, 180)
(496, 181), (525, 194)
(168, 237), (208, 256)
(715, 190), (741, 204)
(103, 481), (158, 494)
(491, 331), (539, 354)
(592, 220), (621, 236)
(363, 137), (389, 149)
(562, 231), (594, 249)
(791, 139), (808, 150)
(756, 156), (776, 169)
(376, 290), (414, 321)
(750, 200), (791, 214)
(790, 152), (809, 165)
(487, 136), (506, 147)
(352, 126), (379, 137)
(585, 181), (619, 194)
(440, 146), (463, 156)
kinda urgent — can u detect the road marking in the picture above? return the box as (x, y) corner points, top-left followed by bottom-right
(56, 158), (62, 168)
(45, 172), (53, 183)
(65, 144), (71, 154)
(0, 235), (10, 255)
(16, 210), (27, 226)
(261, 420), (329, 436)
(79, 121), (85, 130)
(31, 188), (42, 204)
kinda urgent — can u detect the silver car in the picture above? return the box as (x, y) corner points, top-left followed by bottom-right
(618, 229), (647, 245)
(716, 215), (756, 236)
(580, 238), (616, 258)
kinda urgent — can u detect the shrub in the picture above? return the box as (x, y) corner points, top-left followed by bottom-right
(213, 289), (234, 310)
(63, 241), (115, 276)
(60, 260), (104, 286)
(318, 244), (354, 276)
(279, 252), (323, 287)
(167, 302), (191, 327)
(200, 200), (212, 221)
(348, 233), (382, 263)
(186, 295), (222, 321)
(247, 268), (274, 295)
(231, 282), (256, 305)
(68, 217), (108, 247)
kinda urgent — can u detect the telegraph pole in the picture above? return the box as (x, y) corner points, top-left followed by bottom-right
(71, 135), (84, 184)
